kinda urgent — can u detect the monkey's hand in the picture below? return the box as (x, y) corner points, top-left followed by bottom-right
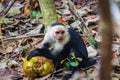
(27, 48), (54, 61)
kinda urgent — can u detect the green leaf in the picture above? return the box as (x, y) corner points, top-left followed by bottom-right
(32, 11), (37, 17)
(50, 41), (56, 49)
(60, 58), (69, 64)
(89, 38), (97, 45)
(4, 18), (9, 23)
(65, 62), (71, 69)
(23, 45), (30, 49)
(60, 59), (66, 64)
(86, 68), (94, 74)
(76, 58), (82, 62)
(71, 52), (75, 59)
(0, 17), (3, 23)
(0, 17), (9, 23)
(70, 61), (79, 67)
(32, 10), (42, 18)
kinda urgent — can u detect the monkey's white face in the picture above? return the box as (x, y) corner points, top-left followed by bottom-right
(53, 27), (65, 42)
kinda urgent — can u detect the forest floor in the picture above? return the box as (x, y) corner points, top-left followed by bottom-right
(0, 0), (119, 80)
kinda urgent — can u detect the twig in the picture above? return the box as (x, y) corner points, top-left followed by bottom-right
(67, 0), (93, 40)
(0, 23), (6, 54)
(0, 0), (16, 16)
(82, 0), (90, 7)
(88, 1), (98, 6)
(3, 34), (44, 41)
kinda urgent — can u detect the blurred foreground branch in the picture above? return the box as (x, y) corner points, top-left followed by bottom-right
(99, 0), (113, 80)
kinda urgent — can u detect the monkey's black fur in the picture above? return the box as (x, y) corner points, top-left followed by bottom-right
(27, 48), (54, 61)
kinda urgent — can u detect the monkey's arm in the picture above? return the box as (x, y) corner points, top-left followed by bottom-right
(69, 28), (88, 59)
(27, 48), (54, 61)
(27, 31), (55, 60)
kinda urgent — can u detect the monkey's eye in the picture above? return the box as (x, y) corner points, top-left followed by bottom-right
(55, 31), (65, 34)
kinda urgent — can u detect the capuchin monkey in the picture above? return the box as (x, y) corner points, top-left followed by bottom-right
(27, 22), (96, 80)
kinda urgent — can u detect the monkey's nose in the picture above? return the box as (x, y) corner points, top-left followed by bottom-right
(57, 35), (63, 40)
(59, 34), (63, 38)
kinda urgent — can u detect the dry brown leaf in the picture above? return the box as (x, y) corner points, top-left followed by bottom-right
(88, 25), (98, 30)
(24, 4), (31, 16)
(112, 51), (117, 59)
(19, 69), (25, 75)
(58, 17), (68, 25)
(0, 0), (4, 3)
(5, 46), (14, 53)
(32, 0), (39, 9)
(81, 36), (89, 45)
(87, 15), (96, 20)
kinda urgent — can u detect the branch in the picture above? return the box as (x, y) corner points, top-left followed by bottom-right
(99, 0), (113, 80)
(0, 0), (16, 16)
(3, 34), (44, 41)
(68, 0), (93, 39)
(0, 24), (6, 54)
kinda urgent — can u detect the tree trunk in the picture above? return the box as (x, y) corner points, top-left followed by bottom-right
(38, 0), (57, 28)
(99, 0), (113, 80)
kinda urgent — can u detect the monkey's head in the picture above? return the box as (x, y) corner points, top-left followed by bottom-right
(50, 22), (69, 42)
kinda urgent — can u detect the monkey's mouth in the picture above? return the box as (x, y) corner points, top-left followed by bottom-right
(58, 38), (63, 41)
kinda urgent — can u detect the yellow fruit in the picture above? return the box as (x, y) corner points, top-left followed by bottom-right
(23, 56), (54, 77)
